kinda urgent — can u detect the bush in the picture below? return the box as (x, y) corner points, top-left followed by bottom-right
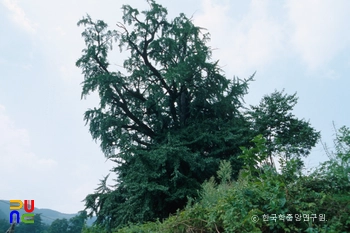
(114, 129), (350, 233)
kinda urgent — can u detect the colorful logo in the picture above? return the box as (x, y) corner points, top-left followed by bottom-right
(9, 200), (35, 224)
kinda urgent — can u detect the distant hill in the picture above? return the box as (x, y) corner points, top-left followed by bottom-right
(0, 209), (6, 220)
(0, 200), (95, 226)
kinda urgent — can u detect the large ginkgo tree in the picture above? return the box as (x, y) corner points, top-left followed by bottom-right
(76, 1), (319, 230)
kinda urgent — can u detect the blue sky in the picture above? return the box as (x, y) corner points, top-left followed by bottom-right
(0, 0), (349, 214)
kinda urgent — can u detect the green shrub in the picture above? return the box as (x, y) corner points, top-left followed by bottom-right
(115, 130), (350, 233)
(82, 224), (109, 233)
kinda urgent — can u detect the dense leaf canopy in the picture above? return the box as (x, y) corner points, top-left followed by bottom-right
(76, 1), (319, 230)
(247, 90), (320, 167)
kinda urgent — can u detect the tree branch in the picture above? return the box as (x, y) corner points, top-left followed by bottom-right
(118, 20), (179, 127)
(110, 85), (156, 138)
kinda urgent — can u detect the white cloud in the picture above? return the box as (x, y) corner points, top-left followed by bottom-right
(0, 105), (57, 188)
(286, 0), (350, 70)
(194, 0), (286, 78)
(55, 26), (66, 36)
(1, 0), (36, 34)
(324, 69), (339, 80)
(60, 65), (82, 85)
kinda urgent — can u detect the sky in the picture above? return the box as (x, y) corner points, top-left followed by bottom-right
(0, 0), (349, 214)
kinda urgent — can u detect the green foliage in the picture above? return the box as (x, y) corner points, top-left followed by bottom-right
(248, 90), (320, 166)
(116, 130), (350, 233)
(77, 1), (320, 231)
(239, 134), (269, 177)
(82, 224), (109, 233)
(216, 160), (233, 184)
(47, 211), (87, 233)
(67, 211), (87, 233)
(312, 124), (350, 193)
(15, 214), (48, 233)
(77, 0), (254, 230)
(48, 218), (68, 233)
(0, 211), (86, 233)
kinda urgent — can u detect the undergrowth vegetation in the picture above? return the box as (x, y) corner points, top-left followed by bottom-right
(83, 126), (350, 233)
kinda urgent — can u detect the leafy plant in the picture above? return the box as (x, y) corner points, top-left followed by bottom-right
(116, 129), (350, 232)
(77, 1), (320, 230)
